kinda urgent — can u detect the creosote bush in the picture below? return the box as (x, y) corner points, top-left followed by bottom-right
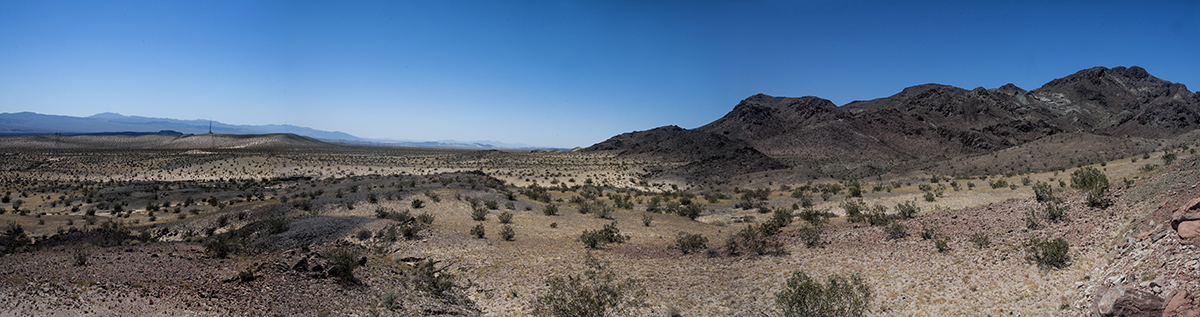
(532, 252), (646, 317)
(580, 222), (627, 249)
(543, 204), (559, 216)
(1026, 237), (1070, 270)
(776, 270), (872, 317)
(498, 211), (513, 224)
(674, 232), (708, 254)
(500, 225), (516, 241)
(326, 246), (362, 283)
(885, 222), (907, 240)
(471, 207), (488, 221)
(471, 224), (485, 239)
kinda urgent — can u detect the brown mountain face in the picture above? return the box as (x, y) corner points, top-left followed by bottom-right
(589, 66), (1199, 182)
(582, 125), (786, 180)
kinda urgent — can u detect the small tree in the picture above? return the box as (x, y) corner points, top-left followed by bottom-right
(776, 270), (872, 317)
(532, 253), (646, 317)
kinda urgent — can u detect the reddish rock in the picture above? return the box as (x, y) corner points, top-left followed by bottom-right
(1173, 198), (1200, 239)
(1093, 286), (1164, 317)
(1165, 290), (1200, 317)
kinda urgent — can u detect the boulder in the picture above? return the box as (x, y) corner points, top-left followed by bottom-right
(1171, 198), (1200, 238)
(1165, 290), (1200, 317)
(1093, 286), (1164, 317)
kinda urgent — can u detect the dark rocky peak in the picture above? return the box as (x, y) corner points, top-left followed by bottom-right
(1039, 66), (1175, 96)
(729, 94), (839, 121)
(992, 83), (1027, 95)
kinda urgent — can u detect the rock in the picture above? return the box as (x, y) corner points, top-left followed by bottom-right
(1179, 221), (1200, 239)
(1092, 286), (1164, 317)
(291, 256), (309, 272)
(1171, 198), (1200, 238)
(1165, 290), (1199, 317)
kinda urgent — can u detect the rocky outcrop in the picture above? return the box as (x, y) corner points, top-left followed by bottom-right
(1172, 198), (1200, 239)
(1092, 286), (1164, 317)
(1165, 290), (1200, 317)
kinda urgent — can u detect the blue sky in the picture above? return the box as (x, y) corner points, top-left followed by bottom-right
(1, 0), (1197, 148)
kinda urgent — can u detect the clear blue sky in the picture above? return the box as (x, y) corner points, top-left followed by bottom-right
(2, 1), (1197, 148)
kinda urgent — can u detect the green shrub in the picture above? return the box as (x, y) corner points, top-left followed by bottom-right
(498, 211), (513, 224)
(409, 259), (457, 297)
(95, 220), (131, 247)
(799, 208), (829, 227)
(416, 212), (434, 225)
(1025, 237), (1070, 270)
(471, 224), (485, 239)
(865, 204), (890, 227)
(1070, 167), (1108, 190)
(72, 244), (91, 266)
(580, 222), (627, 249)
(543, 204), (559, 216)
(411, 199), (425, 209)
(356, 229), (372, 240)
(471, 207), (488, 221)
(841, 199), (866, 222)
(885, 222), (907, 240)
(1, 222), (30, 255)
(326, 246), (362, 283)
(1163, 152), (1178, 165)
(771, 208), (794, 228)
(499, 225), (516, 241)
(798, 225), (823, 248)
(676, 204), (702, 220)
(642, 214), (653, 227)
(532, 253), (646, 317)
(675, 232), (708, 254)
(204, 236), (235, 259)
(725, 223), (787, 256)
(895, 200), (919, 219)
(919, 224), (937, 240)
(485, 200), (499, 210)
(1045, 201), (1067, 223)
(1033, 182), (1054, 202)
(1086, 183), (1111, 208)
(923, 192), (935, 202)
(776, 270), (872, 317)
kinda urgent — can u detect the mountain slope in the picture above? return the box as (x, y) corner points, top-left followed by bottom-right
(582, 125), (786, 181)
(597, 66), (1199, 182)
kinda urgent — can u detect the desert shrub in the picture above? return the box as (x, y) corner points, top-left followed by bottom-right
(411, 199), (425, 209)
(380, 288), (399, 309)
(471, 224), (485, 239)
(95, 220), (131, 247)
(934, 237), (950, 253)
(798, 225), (823, 248)
(1033, 182), (1054, 202)
(1086, 183), (1111, 208)
(326, 246), (362, 283)
(580, 222), (627, 249)
(771, 208), (794, 228)
(676, 204), (702, 220)
(1025, 237), (1070, 270)
(989, 179), (1009, 189)
(416, 212), (434, 225)
(72, 244), (91, 266)
(885, 222), (907, 240)
(776, 270), (872, 317)
(594, 203), (614, 219)
(1070, 166), (1107, 191)
(356, 229), (372, 240)
(531, 253), (646, 317)
(543, 204), (559, 216)
(725, 223), (787, 256)
(500, 225), (516, 241)
(1045, 201), (1067, 223)
(505, 201), (515, 210)
(798, 208), (829, 227)
(865, 205), (890, 227)
(923, 192), (935, 202)
(895, 200), (919, 219)
(204, 236), (235, 258)
(1141, 164), (1160, 172)
(1163, 152), (1178, 165)
(1025, 208), (1041, 230)
(675, 232), (708, 254)
(471, 207), (488, 221)
(1, 222), (31, 255)
(969, 232), (990, 249)
(409, 259), (458, 297)
(919, 224), (937, 240)
(485, 200), (499, 210)
(498, 211), (514, 224)
(642, 214), (653, 227)
(841, 199), (866, 222)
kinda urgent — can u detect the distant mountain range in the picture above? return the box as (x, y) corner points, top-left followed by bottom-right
(585, 66), (1200, 182)
(0, 112), (556, 150)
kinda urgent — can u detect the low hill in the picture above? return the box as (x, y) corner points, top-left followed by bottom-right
(582, 125), (786, 181)
(0, 133), (334, 150)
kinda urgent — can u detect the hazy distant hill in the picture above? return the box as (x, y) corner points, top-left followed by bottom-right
(590, 66), (1200, 181)
(0, 112), (557, 150)
(0, 133), (333, 150)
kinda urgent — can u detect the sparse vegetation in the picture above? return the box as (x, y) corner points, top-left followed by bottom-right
(675, 232), (708, 254)
(532, 253), (646, 317)
(471, 224), (485, 239)
(499, 225), (516, 241)
(580, 222), (627, 249)
(1025, 237), (1070, 270)
(775, 270), (872, 317)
